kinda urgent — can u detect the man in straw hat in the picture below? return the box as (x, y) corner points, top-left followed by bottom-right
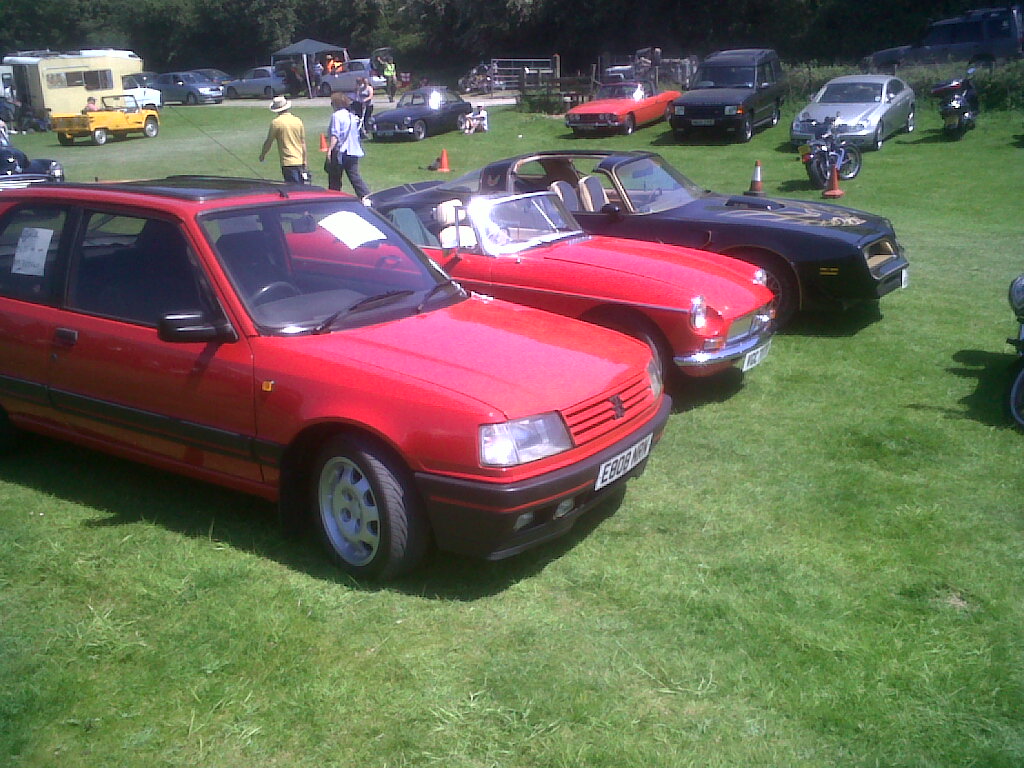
(259, 95), (309, 184)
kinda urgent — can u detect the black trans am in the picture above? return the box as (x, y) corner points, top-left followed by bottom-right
(0, 146), (65, 189)
(368, 150), (909, 324)
(368, 87), (473, 141)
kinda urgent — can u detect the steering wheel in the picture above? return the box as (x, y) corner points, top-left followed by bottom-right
(252, 281), (300, 305)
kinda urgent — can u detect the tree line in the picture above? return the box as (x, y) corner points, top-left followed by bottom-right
(1, 0), (989, 75)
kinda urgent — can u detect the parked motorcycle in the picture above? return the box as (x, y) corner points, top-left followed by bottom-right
(930, 68), (979, 139)
(797, 115), (863, 189)
(458, 64), (494, 95)
(1006, 273), (1024, 429)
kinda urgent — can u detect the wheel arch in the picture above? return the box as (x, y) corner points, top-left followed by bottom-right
(720, 244), (803, 308)
(277, 420), (418, 533)
(580, 303), (674, 377)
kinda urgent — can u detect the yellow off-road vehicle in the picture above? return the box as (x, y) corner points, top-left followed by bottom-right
(52, 94), (160, 146)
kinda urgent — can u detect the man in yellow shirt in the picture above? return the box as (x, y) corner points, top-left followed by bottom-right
(259, 96), (309, 184)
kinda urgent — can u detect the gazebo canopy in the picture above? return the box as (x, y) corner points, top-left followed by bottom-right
(272, 39), (346, 59)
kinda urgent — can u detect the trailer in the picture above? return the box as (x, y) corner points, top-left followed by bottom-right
(1, 49), (145, 119)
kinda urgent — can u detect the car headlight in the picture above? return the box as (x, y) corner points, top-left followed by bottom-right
(48, 161), (64, 180)
(724, 105), (740, 116)
(689, 295), (708, 330)
(479, 412), (573, 467)
(402, 116), (412, 125)
(1009, 274), (1024, 315)
(752, 268), (768, 287)
(566, 113), (578, 123)
(673, 105), (685, 116)
(647, 358), (663, 401)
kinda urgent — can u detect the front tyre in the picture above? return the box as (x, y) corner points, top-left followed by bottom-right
(621, 114), (636, 136)
(143, 117), (159, 138)
(92, 127), (108, 145)
(57, 133), (74, 146)
(1008, 359), (1024, 431)
(838, 145), (862, 180)
(412, 120), (427, 141)
(312, 434), (428, 579)
(737, 114), (754, 143)
(806, 155), (829, 189)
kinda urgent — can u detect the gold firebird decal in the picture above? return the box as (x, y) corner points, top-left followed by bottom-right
(724, 201), (868, 228)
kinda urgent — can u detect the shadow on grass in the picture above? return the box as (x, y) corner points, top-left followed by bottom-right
(781, 302), (884, 337)
(0, 431), (629, 598)
(912, 348), (1017, 427)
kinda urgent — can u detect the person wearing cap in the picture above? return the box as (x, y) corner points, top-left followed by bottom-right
(259, 95), (309, 184)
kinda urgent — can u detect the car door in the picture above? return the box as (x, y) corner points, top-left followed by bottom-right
(0, 203), (72, 433)
(51, 209), (262, 483)
(884, 79), (909, 138)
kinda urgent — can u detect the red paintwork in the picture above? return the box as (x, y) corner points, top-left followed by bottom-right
(566, 84), (681, 129)
(0, 184), (668, 560)
(421, 233), (774, 377)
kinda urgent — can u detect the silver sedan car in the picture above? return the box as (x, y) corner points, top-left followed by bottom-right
(790, 75), (915, 150)
(223, 66), (288, 99)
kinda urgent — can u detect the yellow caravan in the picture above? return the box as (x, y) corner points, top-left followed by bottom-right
(1, 49), (144, 118)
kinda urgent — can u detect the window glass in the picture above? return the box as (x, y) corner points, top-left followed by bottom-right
(67, 213), (208, 325)
(986, 17), (1011, 39)
(0, 206), (66, 304)
(951, 21), (983, 43)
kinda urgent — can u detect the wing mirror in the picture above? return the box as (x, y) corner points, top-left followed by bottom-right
(158, 312), (237, 343)
(600, 202), (623, 221)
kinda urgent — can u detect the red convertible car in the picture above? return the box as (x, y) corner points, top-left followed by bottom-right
(565, 81), (681, 136)
(374, 191), (775, 381)
(0, 177), (671, 578)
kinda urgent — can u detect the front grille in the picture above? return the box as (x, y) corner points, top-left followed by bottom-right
(562, 373), (654, 447)
(576, 114), (604, 124)
(864, 237), (902, 277)
(727, 305), (772, 342)
(684, 105), (724, 119)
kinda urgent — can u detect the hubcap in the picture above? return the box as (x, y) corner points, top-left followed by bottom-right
(319, 457), (380, 566)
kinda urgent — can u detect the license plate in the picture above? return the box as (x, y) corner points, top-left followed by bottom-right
(691, 119), (715, 126)
(900, 267), (909, 290)
(742, 340), (771, 372)
(595, 434), (653, 490)
(375, 130), (396, 137)
(673, 106), (686, 116)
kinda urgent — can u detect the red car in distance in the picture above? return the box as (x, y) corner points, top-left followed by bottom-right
(373, 191), (775, 381)
(565, 81), (681, 136)
(0, 177), (671, 578)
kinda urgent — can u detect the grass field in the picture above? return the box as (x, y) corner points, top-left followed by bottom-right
(2, 100), (1024, 767)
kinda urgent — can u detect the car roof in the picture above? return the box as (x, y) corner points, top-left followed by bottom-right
(704, 48), (777, 62)
(15, 176), (327, 204)
(825, 74), (897, 85)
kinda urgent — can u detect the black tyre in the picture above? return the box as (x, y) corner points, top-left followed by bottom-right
(733, 249), (800, 327)
(905, 106), (915, 133)
(621, 114), (636, 136)
(57, 133), (74, 146)
(590, 312), (672, 385)
(264, 87), (273, 99)
(226, 87), (239, 99)
(92, 127), (108, 146)
(806, 155), (828, 189)
(838, 145), (862, 180)
(412, 120), (427, 141)
(0, 406), (18, 452)
(737, 115), (753, 143)
(311, 434), (428, 578)
(769, 103), (780, 127)
(871, 123), (884, 151)
(1008, 359), (1024, 431)
(143, 117), (159, 138)
(185, 92), (198, 105)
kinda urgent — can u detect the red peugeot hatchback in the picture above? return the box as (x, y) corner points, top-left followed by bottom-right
(0, 177), (671, 578)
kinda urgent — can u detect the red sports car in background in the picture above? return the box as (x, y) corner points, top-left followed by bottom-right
(565, 81), (681, 136)
(374, 190), (775, 381)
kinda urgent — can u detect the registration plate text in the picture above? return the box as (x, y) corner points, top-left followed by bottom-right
(595, 434), (653, 490)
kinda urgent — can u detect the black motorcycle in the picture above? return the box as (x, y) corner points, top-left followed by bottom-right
(1007, 273), (1024, 429)
(797, 115), (863, 189)
(930, 68), (979, 139)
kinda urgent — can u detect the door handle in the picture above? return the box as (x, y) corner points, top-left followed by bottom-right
(54, 327), (79, 346)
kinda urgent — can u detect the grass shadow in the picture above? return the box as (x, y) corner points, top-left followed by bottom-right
(914, 347), (1017, 427)
(781, 301), (884, 337)
(0, 431), (627, 598)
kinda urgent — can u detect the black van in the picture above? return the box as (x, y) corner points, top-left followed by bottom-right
(668, 49), (785, 143)
(864, 6), (1024, 71)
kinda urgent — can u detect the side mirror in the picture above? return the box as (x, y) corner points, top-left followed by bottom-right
(600, 202), (623, 221)
(158, 312), (237, 343)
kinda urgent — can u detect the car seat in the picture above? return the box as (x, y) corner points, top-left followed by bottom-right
(548, 180), (580, 211)
(435, 199), (477, 249)
(577, 175), (609, 212)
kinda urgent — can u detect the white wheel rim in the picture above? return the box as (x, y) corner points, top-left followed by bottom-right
(319, 457), (380, 566)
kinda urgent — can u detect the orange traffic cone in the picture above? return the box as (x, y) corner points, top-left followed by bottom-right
(437, 148), (451, 173)
(822, 164), (844, 199)
(319, 133), (329, 152)
(743, 160), (764, 197)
